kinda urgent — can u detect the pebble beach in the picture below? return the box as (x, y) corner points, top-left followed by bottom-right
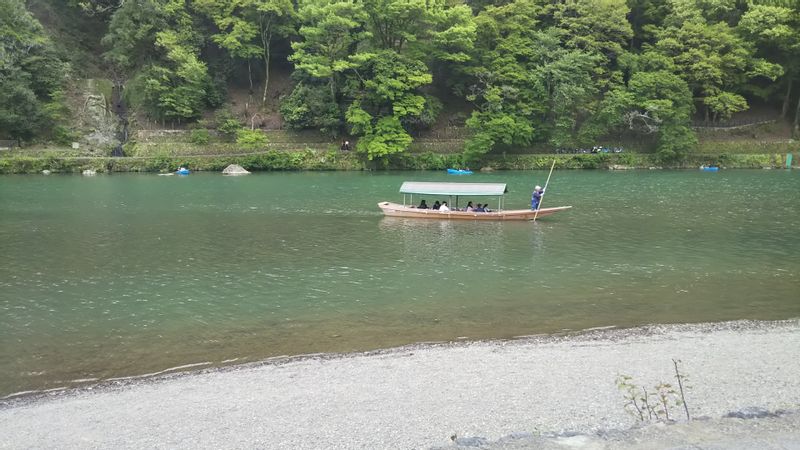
(1, 319), (799, 449)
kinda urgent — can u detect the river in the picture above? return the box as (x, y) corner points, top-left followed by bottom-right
(1, 169), (798, 397)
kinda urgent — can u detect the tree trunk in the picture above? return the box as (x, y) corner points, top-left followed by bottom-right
(260, 17), (273, 105)
(247, 60), (254, 102)
(782, 76), (793, 119)
(793, 91), (800, 139)
(261, 42), (270, 105)
(330, 75), (336, 105)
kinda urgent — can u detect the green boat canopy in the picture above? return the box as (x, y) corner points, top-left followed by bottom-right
(399, 182), (508, 197)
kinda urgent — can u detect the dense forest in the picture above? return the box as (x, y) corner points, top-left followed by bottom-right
(2, 0), (799, 162)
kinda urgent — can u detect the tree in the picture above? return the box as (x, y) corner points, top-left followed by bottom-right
(0, 0), (67, 142)
(552, 0), (633, 87)
(650, 3), (782, 122)
(591, 53), (696, 160)
(101, 0), (169, 72)
(464, 1), (604, 159)
(738, 3), (800, 134)
(346, 50), (432, 159)
(195, 0), (295, 105)
(68, 0), (124, 17)
(290, 0), (371, 105)
(103, 0), (219, 122)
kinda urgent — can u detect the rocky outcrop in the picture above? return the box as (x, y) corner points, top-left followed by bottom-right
(222, 164), (251, 175)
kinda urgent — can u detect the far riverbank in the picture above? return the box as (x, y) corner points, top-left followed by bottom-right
(0, 148), (796, 174)
(1, 319), (798, 449)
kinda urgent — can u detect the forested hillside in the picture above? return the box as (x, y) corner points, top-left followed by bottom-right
(2, 0), (799, 162)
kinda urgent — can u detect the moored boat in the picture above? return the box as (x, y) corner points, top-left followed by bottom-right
(378, 181), (571, 221)
(447, 168), (473, 175)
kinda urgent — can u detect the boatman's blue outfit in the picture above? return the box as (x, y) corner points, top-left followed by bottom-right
(531, 188), (543, 210)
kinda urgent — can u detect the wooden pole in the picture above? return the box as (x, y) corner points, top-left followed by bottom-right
(533, 159), (557, 222)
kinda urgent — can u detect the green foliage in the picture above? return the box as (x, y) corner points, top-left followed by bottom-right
(189, 128), (211, 145)
(195, 0), (295, 104)
(215, 109), (243, 137)
(353, 115), (413, 160)
(616, 359), (691, 423)
(346, 51), (432, 160)
(0, 0), (68, 142)
(235, 128), (268, 149)
(52, 125), (81, 146)
(7, 0), (800, 150)
(651, 14), (781, 122)
(403, 94), (444, 130)
(280, 83), (341, 135)
(394, 151), (463, 170)
(103, 0), (216, 121)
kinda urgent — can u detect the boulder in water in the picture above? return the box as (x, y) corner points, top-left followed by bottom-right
(222, 164), (250, 175)
(82, 169), (97, 176)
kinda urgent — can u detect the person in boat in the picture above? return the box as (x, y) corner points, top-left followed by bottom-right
(439, 201), (450, 212)
(531, 185), (544, 210)
(432, 201), (441, 210)
(465, 201), (474, 212)
(483, 204), (491, 212)
(474, 204), (485, 212)
(418, 199), (428, 209)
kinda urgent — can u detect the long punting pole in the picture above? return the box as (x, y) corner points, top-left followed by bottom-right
(533, 159), (557, 222)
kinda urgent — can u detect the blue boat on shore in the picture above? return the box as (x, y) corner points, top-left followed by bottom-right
(447, 168), (473, 175)
(701, 166), (719, 172)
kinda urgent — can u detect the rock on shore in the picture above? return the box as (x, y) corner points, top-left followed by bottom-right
(222, 164), (250, 175)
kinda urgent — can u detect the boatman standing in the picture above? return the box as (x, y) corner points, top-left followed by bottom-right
(531, 185), (544, 210)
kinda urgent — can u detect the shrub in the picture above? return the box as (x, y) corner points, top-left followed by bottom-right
(52, 126), (80, 146)
(235, 129), (267, 150)
(189, 129), (210, 145)
(219, 119), (242, 137)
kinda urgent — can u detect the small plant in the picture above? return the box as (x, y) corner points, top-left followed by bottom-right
(189, 128), (210, 145)
(235, 129), (267, 150)
(219, 119), (243, 137)
(616, 360), (690, 422)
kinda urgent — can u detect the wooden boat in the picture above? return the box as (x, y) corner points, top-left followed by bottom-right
(378, 181), (572, 221)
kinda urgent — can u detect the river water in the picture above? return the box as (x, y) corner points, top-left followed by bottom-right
(1, 170), (798, 397)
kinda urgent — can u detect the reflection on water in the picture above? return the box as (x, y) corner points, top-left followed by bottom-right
(0, 170), (799, 397)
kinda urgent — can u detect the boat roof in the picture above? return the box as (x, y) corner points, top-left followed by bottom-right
(399, 182), (508, 196)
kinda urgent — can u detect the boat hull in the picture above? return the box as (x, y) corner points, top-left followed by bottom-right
(377, 202), (571, 220)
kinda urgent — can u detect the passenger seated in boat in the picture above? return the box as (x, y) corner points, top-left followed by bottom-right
(418, 199), (428, 209)
(432, 201), (441, 210)
(482, 204), (491, 212)
(474, 204), (485, 212)
(439, 201), (450, 212)
(465, 201), (474, 212)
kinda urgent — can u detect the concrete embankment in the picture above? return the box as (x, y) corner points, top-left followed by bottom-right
(1, 320), (798, 449)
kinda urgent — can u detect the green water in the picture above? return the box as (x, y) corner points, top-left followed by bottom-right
(1, 170), (798, 396)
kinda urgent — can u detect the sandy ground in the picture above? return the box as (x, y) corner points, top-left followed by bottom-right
(1, 320), (799, 449)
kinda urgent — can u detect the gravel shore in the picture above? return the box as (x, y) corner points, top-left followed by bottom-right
(1, 319), (799, 449)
